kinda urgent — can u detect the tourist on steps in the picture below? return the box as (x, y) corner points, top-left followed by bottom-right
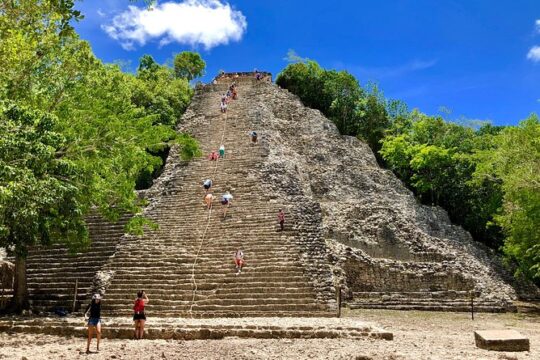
(278, 209), (285, 231)
(230, 83), (238, 100)
(84, 294), (102, 354)
(219, 145), (225, 158)
(220, 99), (227, 113)
(204, 193), (214, 210)
(133, 290), (149, 340)
(208, 150), (218, 161)
(203, 179), (213, 193)
(249, 131), (258, 144)
(221, 191), (234, 218)
(234, 249), (245, 275)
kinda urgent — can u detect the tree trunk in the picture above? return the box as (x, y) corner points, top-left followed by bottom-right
(11, 255), (29, 313)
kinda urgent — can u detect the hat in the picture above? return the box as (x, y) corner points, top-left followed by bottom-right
(92, 294), (101, 300)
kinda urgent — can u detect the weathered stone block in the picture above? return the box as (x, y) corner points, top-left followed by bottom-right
(474, 330), (529, 352)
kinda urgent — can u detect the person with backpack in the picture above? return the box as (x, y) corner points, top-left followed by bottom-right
(84, 294), (102, 354)
(133, 290), (149, 340)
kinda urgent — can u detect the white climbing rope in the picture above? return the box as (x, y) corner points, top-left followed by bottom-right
(188, 93), (230, 316)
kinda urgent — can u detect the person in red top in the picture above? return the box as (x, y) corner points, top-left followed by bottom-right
(208, 150), (218, 161)
(133, 290), (149, 340)
(234, 249), (245, 275)
(278, 209), (285, 231)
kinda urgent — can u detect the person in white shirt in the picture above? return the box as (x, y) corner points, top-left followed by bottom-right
(221, 192), (233, 218)
(234, 249), (245, 275)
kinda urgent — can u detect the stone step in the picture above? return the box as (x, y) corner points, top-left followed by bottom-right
(104, 297), (319, 307)
(103, 303), (325, 313)
(105, 286), (315, 295)
(347, 302), (510, 312)
(352, 291), (481, 299)
(0, 316), (390, 339)
(103, 291), (315, 301)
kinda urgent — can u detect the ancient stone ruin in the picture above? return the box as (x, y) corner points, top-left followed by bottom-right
(12, 72), (539, 317)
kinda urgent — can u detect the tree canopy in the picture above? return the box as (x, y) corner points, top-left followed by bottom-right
(174, 52), (206, 81)
(0, 0), (204, 309)
(473, 115), (540, 279)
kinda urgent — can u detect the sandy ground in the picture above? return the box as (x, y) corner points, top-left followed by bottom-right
(0, 309), (538, 360)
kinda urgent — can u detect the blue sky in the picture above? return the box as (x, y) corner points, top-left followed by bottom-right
(74, 0), (540, 126)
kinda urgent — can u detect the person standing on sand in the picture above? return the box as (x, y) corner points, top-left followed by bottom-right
(84, 294), (102, 354)
(133, 290), (149, 340)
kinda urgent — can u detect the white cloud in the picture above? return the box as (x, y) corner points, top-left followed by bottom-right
(536, 19), (540, 33)
(97, 9), (106, 18)
(527, 46), (540, 62)
(102, 0), (247, 51)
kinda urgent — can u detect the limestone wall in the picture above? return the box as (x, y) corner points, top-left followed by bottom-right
(249, 81), (539, 310)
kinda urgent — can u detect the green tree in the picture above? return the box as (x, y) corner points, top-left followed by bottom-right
(132, 56), (193, 127)
(321, 70), (362, 135)
(0, 102), (85, 309)
(276, 60), (325, 110)
(380, 110), (504, 247)
(0, 1), (201, 310)
(474, 115), (540, 280)
(355, 84), (391, 155)
(173, 52), (206, 81)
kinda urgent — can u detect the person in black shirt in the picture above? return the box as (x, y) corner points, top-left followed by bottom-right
(84, 294), (102, 354)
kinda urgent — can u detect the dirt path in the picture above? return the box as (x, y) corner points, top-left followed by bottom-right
(0, 310), (538, 359)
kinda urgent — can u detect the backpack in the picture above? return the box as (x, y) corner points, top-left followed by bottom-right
(133, 299), (144, 313)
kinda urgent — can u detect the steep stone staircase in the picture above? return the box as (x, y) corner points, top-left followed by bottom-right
(98, 79), (336, 317)
(25, 213), (131, 312)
